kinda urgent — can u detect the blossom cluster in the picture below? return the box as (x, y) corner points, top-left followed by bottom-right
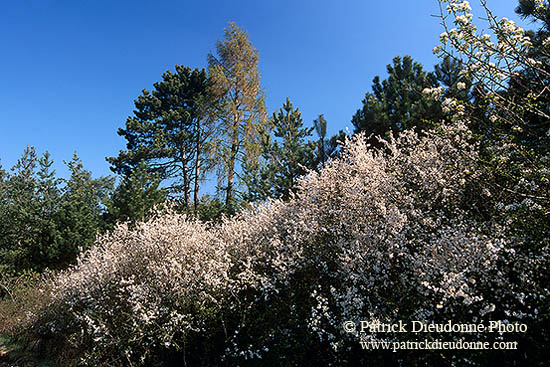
(22, 122), (546, 365)
(433, 0), (550, 125)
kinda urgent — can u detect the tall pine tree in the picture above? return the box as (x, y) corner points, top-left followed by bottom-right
(313, 114), (328, 168)
(0, 149), (113, 273)
(509, 0), (550, 152)
(0, 147), (40, 271)
(58, 153), (113, 266)
(243, 98), (314, 202)
(33, 151), (63, 268)
(107, 66), (215, 210)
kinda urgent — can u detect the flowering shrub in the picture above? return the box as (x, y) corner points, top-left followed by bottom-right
(426, 1), (550, 256)
(13, 2), (549, 365)
(433, 0), (550, 125)
(18, 121), (547, 366)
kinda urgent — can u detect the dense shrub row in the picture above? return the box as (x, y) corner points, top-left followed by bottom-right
(4, 1), (550, 365)
(12, 125), (547, 366)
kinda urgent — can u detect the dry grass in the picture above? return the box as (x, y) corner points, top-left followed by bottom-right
(0, 274), (64, 367)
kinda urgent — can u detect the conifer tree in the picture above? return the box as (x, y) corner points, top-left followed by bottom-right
(108, 66), (215, 209)
(243, 98), (314, 201)
(312, 114), (347, 167)
(516, 0), (550, 36)
(508, 0), (550, 152)
(0, 149), (113, 272)
(208, 22), (268, 211)
(0, 162), (6, 243)
(58, 153), (113, 265)
(105, 161), (166, 226)
(434, 56), (472, 100)
(0, 161), (6, 193)
(352, 56), (442, 147)
(313, 114), (327, 168)
(0, 147), (40, 270)
(325, 129), (347, 160)
(33, 151), (62, 267)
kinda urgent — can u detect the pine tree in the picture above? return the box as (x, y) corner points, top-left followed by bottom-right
(208, 22), (268, 212)
(105, 161), (166, 226)
(0, 161), (6, 192)
(352, 56), (442, 147)
(516, 0), (550, 35)
(508, 0), (550, 152)
(243, 98), (314, 201)
(313, 114), (327, 168)
(0, 146), (40, 271)
(325, 129), (347, 161)
(434, 56), (472, 100)
(0, 161), (7, 231)
(0, 150), (113, 272)
(58, 153), (114, 265)
(33, 151), (63, 268)
(312, 114), (347, 168)
(107, 66), (215, 209)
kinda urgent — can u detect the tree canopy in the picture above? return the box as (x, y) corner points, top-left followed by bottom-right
(0, 148), (112, 273)
(352, 55), (443, 147)
(243, 98), (315, 201)
(107, 66), (215, 210)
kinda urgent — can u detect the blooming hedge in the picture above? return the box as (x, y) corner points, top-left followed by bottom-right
(12, 2), (550, 364)
(17, 122), (548, 366)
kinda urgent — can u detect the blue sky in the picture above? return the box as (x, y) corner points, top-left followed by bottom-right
(0, 0), (524, 182)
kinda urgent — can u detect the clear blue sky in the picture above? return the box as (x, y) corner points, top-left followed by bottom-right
(0, 0), (523, 181)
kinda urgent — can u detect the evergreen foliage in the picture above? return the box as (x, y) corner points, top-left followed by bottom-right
(313, 114), (328, 168)
(433, 56), (472, 101)
(243, 98), (315, 201)
(107, 66), (215, 210)
(509, 0), (550, 152)
(104, 161), (166, 227)
(352, 55), (443, 147)
(0, 149), (112, 274)
(57, 153), (114, 266)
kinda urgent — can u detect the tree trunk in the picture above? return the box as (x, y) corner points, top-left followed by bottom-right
(225, 150), (236, 209)
(225, 128), (239, 211)
(193, 120), (201, 213)
(180, 148), (190, 208)
(320, 139), (326, 168)
(179, 115), (191, 208)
